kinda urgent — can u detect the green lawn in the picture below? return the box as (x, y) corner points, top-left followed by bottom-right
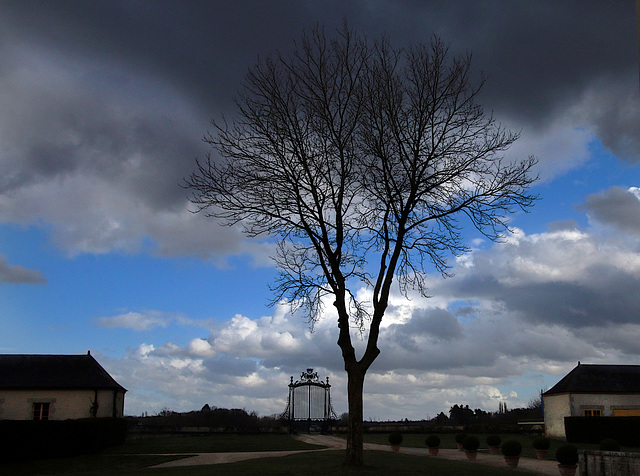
(0, 433), (547, 475)
(0, 449), (541, 476)
(0, 454), (179, 476)
(102, 433), (322, 454)
(148, 450), (542, 476)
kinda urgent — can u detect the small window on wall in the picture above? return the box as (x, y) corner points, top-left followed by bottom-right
(584, 409), (601, 417)
(33, 402), (50, 421)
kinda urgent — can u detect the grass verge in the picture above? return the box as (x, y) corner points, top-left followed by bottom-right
(102, 433), (323, 454)
(0, 449), (542, 475)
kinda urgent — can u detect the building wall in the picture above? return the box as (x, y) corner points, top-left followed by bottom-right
(113, 389), (125, 418)
(544, 393), (640, 439)
(543, 393), (571, 438)
(0, 389), (124, 420)
(569, 393), (640, 417)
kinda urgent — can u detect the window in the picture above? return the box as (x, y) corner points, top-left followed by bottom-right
(584, 409), (601, 417)
(33, 402), (50, 421)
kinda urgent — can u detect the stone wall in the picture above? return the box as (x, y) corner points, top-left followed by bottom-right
(580, 450), (640, 475)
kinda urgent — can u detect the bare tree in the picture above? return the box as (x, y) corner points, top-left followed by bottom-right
(186, 25), (537, 466)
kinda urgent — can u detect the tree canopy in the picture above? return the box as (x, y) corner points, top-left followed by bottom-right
(186, 25), (537, 465)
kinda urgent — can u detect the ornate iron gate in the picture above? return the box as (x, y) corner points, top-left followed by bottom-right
(282, 368), (337, 433)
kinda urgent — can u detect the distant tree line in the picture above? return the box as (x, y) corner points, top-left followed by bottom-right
(431, 398), (542, 427)
(132, 396), (542, 432)
(130, 404), (283, 432)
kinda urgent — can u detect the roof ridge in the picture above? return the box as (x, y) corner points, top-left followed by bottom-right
(544, 363), (640, 395)
(0, 354), (126, 392)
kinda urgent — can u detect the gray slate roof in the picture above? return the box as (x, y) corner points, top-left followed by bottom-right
(0, 354), (126, 392)
(544, 363), (640, 395)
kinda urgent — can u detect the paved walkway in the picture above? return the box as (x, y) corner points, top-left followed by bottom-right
(149, 434), (561, 474)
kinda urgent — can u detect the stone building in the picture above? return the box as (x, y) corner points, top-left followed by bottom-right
(0, 352), (126, 420)
(543, 362), (640, 438)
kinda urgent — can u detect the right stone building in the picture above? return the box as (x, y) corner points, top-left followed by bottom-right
(543, 362), (640, 439)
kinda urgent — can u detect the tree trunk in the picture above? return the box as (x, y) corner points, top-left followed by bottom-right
(344, 367), (365, 466)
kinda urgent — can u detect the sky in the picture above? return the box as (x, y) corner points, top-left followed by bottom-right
(0, 0), (639, 421)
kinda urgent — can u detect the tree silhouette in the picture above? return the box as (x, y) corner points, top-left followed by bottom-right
(186, 25), (537, 466)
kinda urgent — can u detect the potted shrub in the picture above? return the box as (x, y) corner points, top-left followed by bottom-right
(455, 433), (468, 451)
(425, 434), (441, 456)
(462, 435), (480, 460)
(533, 436), (551, 459)
(388, 432), (403, 452)
(556, 444), (578, 476)
(599, 438), (620, 451)
(501, 440), (522, 468)
(486, 434), (501, 455)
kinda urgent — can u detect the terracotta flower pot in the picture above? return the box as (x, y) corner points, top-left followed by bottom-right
(465, 450), (477, 460)
(488, 446), (500, 455)
(428, 447), (439, 456)
(558, 464), (577, 476)
(536, 449), (549, 460)
(504, 455), (520, 468)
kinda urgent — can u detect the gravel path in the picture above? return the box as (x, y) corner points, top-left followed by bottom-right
(149, 433), (562, 474)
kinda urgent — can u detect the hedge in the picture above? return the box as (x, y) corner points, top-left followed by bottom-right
(564, 417), (640, 446)
(0, 418), (127, 461)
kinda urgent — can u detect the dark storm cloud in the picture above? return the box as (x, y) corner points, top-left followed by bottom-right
(0, 0), (637, 258)
(455, 3), (635, 119)
(581, 186), (640, 234)
(432, 1), (640, 163)
(429, 232), (640, 330)
(0, 0), (321, 111)
(4, 0), (637, 146)
(0, 256), (46, 284)
(400, 308), (463, 341)
(496, 273), (640, 328)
